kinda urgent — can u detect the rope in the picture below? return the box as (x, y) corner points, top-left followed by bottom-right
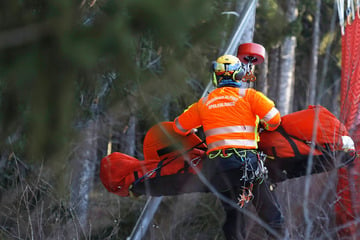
(336, 0), (360, 34)
(336, 1), (360, 237)
(337, 0), (345, 34)
(348, 0), (355, 22)
(132, 140), (206, 185)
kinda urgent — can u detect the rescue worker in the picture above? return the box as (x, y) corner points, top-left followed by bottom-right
(172, 55), (285, 239)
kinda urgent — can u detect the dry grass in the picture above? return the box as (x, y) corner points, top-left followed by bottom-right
(0, 160), (358, 240)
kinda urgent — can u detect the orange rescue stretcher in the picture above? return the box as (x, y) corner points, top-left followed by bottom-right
(100, 105), (356, 197)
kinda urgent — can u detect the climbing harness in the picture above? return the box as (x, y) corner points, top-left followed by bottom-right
(236, 151), (268, 207)
(241, 71), (256, 83)
(209, 148), (269, 207)
(237, 183), (254, 208)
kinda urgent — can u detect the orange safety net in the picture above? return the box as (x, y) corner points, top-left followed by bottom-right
(336, 10), (360, 237)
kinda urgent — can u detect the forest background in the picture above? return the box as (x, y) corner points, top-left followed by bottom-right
(0, 0), (346, 239)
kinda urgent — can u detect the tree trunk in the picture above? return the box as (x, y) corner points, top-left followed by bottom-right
(257, 52), (269, 94)
(69, 75), (114, 238)
(276, 0), (297, 115)
(268, 46), (281, 102)
(307, 0), (321, 106)
(320, 0), (338, 114)
(69, 105), (99, 238)
(120, 115), (137, 156)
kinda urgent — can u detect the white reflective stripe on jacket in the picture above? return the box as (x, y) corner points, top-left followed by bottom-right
(205, 126), (256, 137)
(208, 139), (258, 150)
(263, 107), (279, 122)
(174, 117), (189, 135)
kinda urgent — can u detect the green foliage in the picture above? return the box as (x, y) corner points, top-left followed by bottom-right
(286, 17), (303, 37)
(0, 0), (230, 163)
(0, 0), (347, 239)
(254, 0), (287, 48)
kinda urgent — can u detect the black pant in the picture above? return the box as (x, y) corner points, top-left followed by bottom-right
(203, 150), (284, 239)
(221, 180), (284, 240)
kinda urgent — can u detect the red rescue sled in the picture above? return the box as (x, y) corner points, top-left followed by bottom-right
(100, 122), (207, 197)
(100, 106), (355, 197)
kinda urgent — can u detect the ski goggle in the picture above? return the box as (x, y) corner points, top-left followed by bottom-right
(212, 61), (241, 76)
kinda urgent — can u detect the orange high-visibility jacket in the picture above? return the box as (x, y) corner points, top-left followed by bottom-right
(173, 87), (281, 153)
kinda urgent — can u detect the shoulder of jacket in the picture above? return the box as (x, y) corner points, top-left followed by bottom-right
(200, 88), (219, 103)
(200, 96), (208, 105)
(182, 102), (199, 113)
(238, 88), (248, 97)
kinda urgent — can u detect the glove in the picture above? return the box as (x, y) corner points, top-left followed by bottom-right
(341, 136), (355, 152)
(186, 128), (198, 136)
(259, 119), (269, 130)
